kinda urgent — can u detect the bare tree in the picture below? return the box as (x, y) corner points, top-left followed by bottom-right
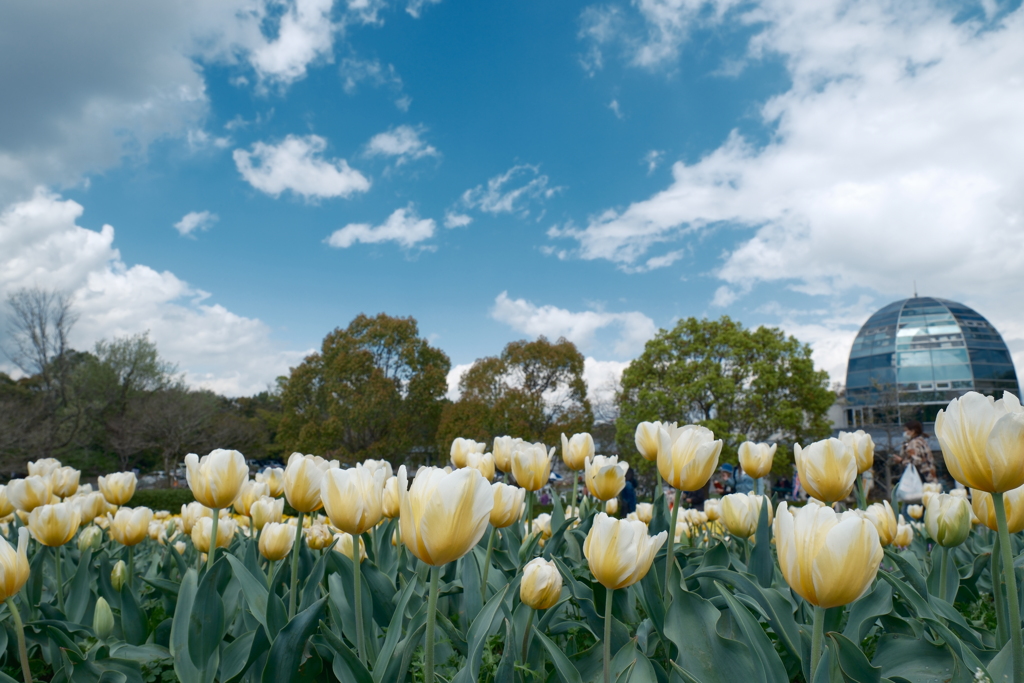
(139, 386), (218, 486)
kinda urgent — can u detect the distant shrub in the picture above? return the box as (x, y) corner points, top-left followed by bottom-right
(129, 489), (195, 512)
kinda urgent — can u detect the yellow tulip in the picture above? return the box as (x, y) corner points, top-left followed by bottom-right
(584, 455), (628, 501)
(493, 436), (522, 473)
(0, 528), (30, 601)
(704, 499), (721, 521)
(604, 498), (619, 515)
(174, 540), (188, 556)
(305, 523), (333, 550)
(971, 485), (1024, 533)
(321, 464), (386, 535)
(7, 476), (53, 512)
(521, 557), (563, 610)
(773, 502), (883, 608)
(634, 502), (653, 524)
(720, 493), (772, 539)
(180, 502), (213, 534)
(839, 430), (876, 474)
(490, 483), (525, 528)
(634, 421), (663, 462)
(464, 452), (496, 482)
(147, 521), (166, 544)
(255, 467), (286, 497)
(894, 516), (914, 547)
(561, 432), (594, 471)
(949, 487), (968, 499)
(398, 465), (493, 566)
(258, 522), (295, 561)
(28, 458), (62, 478)
(73, 491), (108, 522)
(583, 513), (667, 590)
(27, 502), (80, 547)
(738, 442), (776, 479)
(191, 516), (236, 553)
(533, 513), (553, 539)
(185, 449), (249, 510)
(333, 532), (367, 562)
(98, 472), (137, 506)
(93, 597), (114, 640)
(233, 480), (269, 517)
(657, 425), (722, 491)
(111, 560), (128, 592)
(924, 493), (972, 547)
(51, 466), (81, 498)
(382, 476), (401, 518)
(936, 391), (1024, 493)
(511, 443), (554, 492)
(863, 500), (898, 546)
(284, 452), (337, 513)
(450, 437), (485, 469)
(674, 518), (691, 543)
(794, 438), (856, 503)
(362, 459), (394, 481)
(922, 482), (943, 494)
(78, 525), (102, 552)
(250, 496), (284, 531)
(0, 486), (13, 517)
(922, 491), (937, 508)
(907, 504), (924, 520)
(109, 507), (154, 546)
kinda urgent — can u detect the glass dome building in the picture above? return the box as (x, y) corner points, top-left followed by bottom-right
(845, 296), (1020, 425)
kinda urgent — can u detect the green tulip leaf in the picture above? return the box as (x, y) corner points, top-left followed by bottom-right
(714, 583), (789, 683)
(224, 553), (269, 632)
(318, 618), (374, 683)
(451, 583), (509, 683)
(370, 577), (418, 682)
(66, 547), (94, 625)
(843, 580), (893, 644)
(119, 583), (148, 647)
(170, 568), (201, 683)
(748, 498), (773, 588)
(493, 618), (516, 683)
(664, 588), (765, 683)
(827, 632), (882, 683)
(532, 626), (584, 683)
(883, 549), (929, 598)
(259, 596), (327, 683)
(187, 563), (226, 673)
(871, 634), (958, 683)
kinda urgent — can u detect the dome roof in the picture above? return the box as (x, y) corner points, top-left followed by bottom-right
(846, 297), (1019, 416)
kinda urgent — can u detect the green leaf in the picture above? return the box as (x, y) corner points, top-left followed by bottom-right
(260, 596), (327, 683)
(827, 632), (881, 683)
(871, 634), (957, 683)
(222, 626), (269, 683)
(318, 618), (374, 683)
(532, 626), (584, 683)
(451, 583), (510, 683)
(842, 580), (892, 644)
(170, 569), (201, 683)
(714, 583), (789, 683)
(494, 619), (516, 683)
(748, 498), (773, 588)
(119, 583), (148, 646)
(460, 549), (483, 626)
(299, 538), (334, 613)
(224, 553), (269, 632)
(187, 564), (226, 674)
(883, 549), (929, 599)
(371, 577), (418, 683)
(65, 548), (93, 625)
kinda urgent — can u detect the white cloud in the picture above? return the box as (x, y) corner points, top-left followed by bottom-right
(233, 134), (370, 200)
(490, 291), (656, 356)
(0, 191), (303, 395)
(406, 0), (442, 18)
(461, 165), (562, 217)
(246, 0), (339, 86)
(174, 210), (218, 237)
(339, 57), (410, 110)
(643, 149), (664, 175)
(445, 362), (473, 401)
(364, 125), (439, 165)
(444, 212), (473, 229)
(325, 205), (436, 249)
(584, 357), (628, 421)
(609, 99), (625, 119)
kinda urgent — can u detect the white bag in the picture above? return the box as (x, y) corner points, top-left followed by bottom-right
(896, 464), (923, 501)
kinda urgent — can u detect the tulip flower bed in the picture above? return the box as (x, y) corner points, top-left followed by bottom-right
(0, 390), (1023, 683)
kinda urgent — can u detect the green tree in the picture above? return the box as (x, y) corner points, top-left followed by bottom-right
(437, 337), (593, 453)
(615, 316), (834, 478)
(278, 314), (450, 464)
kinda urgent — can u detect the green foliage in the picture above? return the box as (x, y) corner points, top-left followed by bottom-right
(129, 488), (196, 511)
(278, 313), (451, 464)
(437, 337), (594, 453)
(616, 316), (834, 477)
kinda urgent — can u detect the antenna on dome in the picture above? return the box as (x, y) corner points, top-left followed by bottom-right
(913, 280), (918, 297)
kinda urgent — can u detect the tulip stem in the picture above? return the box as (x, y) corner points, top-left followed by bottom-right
(993, 492), (1024, 683)
(570, 473), (579, 519)
(207, 509), (219, 572)
(521, 606), (535, 663)
(353, 533), (365, 666)
(664, 489), (682, 599)
(810, 605), (825, 678)
(289, 511), (304, 619)
(127, 545), (135, 592)
(603, 587), (614, 683)
(938, 546), (950, 603)
(266, 559), (275, 588)
(53, 545), (65, 613)
(481, 527), (496, 602)
(7, 598), (32, 683)
(993, 536), (1009, 648)
(526, 490), (534, 538)
(425, 565), (440, 683)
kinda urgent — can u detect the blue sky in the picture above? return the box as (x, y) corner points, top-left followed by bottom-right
(2, 0), (1023, 400)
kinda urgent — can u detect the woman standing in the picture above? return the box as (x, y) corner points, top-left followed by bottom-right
(892, 419), (937, 483)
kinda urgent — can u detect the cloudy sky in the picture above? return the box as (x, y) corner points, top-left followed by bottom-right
(2, 0), (1022, 403)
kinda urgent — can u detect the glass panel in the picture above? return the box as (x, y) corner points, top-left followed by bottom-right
(973, 364), (1018, 381)
(897, 351), (932, 366)
(932, 364), (973, 381)
(931, 348), (969, 365)
(969, 349), (1012, 365)
(897, 366), (935, 383)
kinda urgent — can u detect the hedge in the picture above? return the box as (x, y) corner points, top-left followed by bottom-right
(128, 488), (195, 511)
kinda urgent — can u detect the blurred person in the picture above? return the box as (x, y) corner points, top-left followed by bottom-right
(620, 469), (637, 515)
(892, 420), (938, 484)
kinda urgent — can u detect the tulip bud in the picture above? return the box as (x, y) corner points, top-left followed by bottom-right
(174, 540), (188, 556)
(922, 491), (937, 508)
(398, 465), (493, 566)
(179, 502), (211, 534)
(949, 487), (968, 499)
(89, 595), (115, 640)
(561, 433), (594, 472)
(250, 495), (284, 531)
(0, 485), (13, 518)
(936, 391), (1024, 493)
(28, 458), (62, 478)
(703, 499), (721, 521)
(78, 525), (103, 553)
(794, 438), (857, 503)
(28, 502), (81, 547)
(191, 516), (236, 553)
(532, 513), (553, 540)
(738, 442), (776, 479)
(922, 482), (943, 495)
(111, 560), (128, 592)
(51, 466), (81, 498)
(450, 438), (486, 469)
(863, 500), (898, 546)
(839, 430), (875, 475)
(584, 513), (667, 589)
(511, 443), (554, 492)
(148, 520), (166, 544)
(73, 491), (108, 523)
(284, 452), (337, 513)
(635, 503), (653, 525)
(7, 476), (54, 512)
(773, 502), (883, 608)
(658, 425), (722, 492)
(233, 480), (270, 517)
(720, 493), (772, 538)
(321, 464), (386, 535)
(493, 436), (518, 473)
(0, 528), (31, 601)
(382, 476), (401, 519)
(604, 498), (619, 515)
(521, 557), (563, 610)
(894, 516), (914, 547)
(971, 484), (1024, 533)
(925, 493), (972, 547)
(185, 449), (249, 510)
(98, 472), (137, 506)
(490, 483), (525, 528)
(109, 507), (154, 546)
(259, 522), (295, 561)
(464, 451), (496, 482)
(255, 467), (286, 497)
(634, 422), (662, 463)
(906, 504), (923, 520)
(305, 523), (333, 550)
(333, 532), (367, 562)
(674, 518), (691, 543)
(584, 455), (628, 501)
